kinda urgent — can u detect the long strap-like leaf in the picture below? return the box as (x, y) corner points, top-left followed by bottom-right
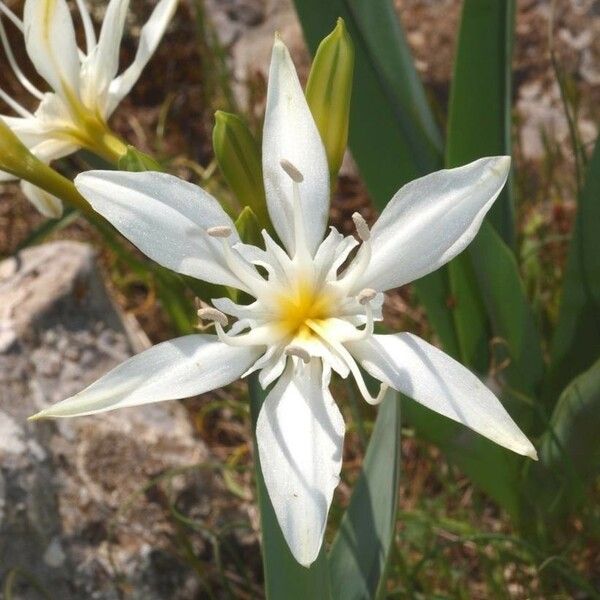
(328, 389), (401, 600)
(545, 137), (600, 406)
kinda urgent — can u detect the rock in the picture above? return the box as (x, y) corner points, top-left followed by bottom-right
(0, 242), (214, 598)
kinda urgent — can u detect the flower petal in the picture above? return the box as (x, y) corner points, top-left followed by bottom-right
(262, 37), (330, 256)
(352, 157), (511, 293)
(20, 180), (63, 218)
(31, 334), (261, 418)
(80, 0), (129, 113)
(348, 333), (537, 459)
(107, 0), (178, 115)
(74, 170), (247, 289)
(256, 359), (344, 566)
(23, 0), (81, 99)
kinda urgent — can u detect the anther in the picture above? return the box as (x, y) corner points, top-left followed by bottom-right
(280, 159), (304, 183)
(357, 288), (377, 305)
(285, 346), (311, 364)
(197, 307), (229, 327)
(206, 225), (232, 238)
(352, 212), (371, 242)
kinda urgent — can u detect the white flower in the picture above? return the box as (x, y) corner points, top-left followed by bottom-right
(30, 38), (537, 567)
(0, 0), (177, 217)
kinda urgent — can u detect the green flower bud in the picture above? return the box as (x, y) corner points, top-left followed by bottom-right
(0, 117), (39, 180)
(118, 146), (163, 172)
(306, 18), (355, 178)
(213, 111), (270, 230)
(235, 205), (263, 248)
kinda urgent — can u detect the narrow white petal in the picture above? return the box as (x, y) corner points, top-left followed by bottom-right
(23, 0), (81, 98)
(256, 359), (344, 566)
(354, 157), (511, 293)
(348, 333), (537, 459)
(31, 334), (261, 418)
(106, 0), (178, 114)
(80, 0), (130, 112)
(262, 38), (330, 255)
(20, 181), (63, 218)
(74, 170), (246, 289)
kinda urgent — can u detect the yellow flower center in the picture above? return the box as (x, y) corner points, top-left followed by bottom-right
(275, 280), (333, 339)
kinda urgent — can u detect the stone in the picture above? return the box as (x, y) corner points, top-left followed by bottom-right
(0, 242), (221, 598)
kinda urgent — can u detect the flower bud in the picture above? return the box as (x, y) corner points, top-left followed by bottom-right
(306, 18), (355, 177)
(0, 117), (39, 180)
(118, 146), (163, 172)
(235, 206), (263, 248)
(213, 111), (270, 229)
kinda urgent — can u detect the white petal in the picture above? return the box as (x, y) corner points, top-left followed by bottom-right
(262, 38), (330, 255)
(256, 359), (344, 566)
(354, 157), (511, 292)
(80, 0), (129, 113)
(23, 0), (81, 99)
(31, 334), (261, 418)
(348, 333), (537, 459)
(107, 0), (178, 114)
(74, 170), (246, 289)
(20, 181), (63, 218)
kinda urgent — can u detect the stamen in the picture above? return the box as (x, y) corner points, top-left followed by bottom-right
(214, 322), (274, 348)
(0, 86), (33, 118)
(197, 307), (228, 327)
(207, 225), (232, 238)
(74, 0), (97, 54)
(0, 2), (24, 32)
(0, 19), (44, 100)
(280, 159), (304, 183)
(285, 345), (311, 364)
(280, 158), (312, 264)
(306, 319), (387, 405)
(357, 288), (377, 305)
(352, 212), (370, 242)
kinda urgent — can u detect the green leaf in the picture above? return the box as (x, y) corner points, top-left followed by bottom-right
(403, 399), (523, 518)
(248, 375), (331, 600)
(235, 206), (263, 248)
(469, 222), (545, 412)
(524, 358), (600, 525)
(117, 146), (163, 172)
(448, 253), (489, 372)
(546, 137), (600, 405)
(328, 389), (401, 600)
(446, 0), (516, 245)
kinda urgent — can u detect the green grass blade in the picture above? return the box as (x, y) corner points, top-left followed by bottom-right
(446, 0), (516, 244)
(248, 376), (331, 600)
(328, 389), (401, 600)
(545, 137), (600, 405)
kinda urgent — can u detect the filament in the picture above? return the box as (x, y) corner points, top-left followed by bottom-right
(306, 318), (388, 405)
(74, 0), (97, 54)
(0, 18), (44, 100)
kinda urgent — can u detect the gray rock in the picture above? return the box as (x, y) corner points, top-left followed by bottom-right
(0, 242), (212, 599)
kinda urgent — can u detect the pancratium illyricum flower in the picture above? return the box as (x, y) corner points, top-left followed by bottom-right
(30, 38), (537, 567)
(0, 0), (177, 217)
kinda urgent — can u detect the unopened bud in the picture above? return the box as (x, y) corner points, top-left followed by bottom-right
(306, 18), (354, 177)
(213, 111), (270, 229)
